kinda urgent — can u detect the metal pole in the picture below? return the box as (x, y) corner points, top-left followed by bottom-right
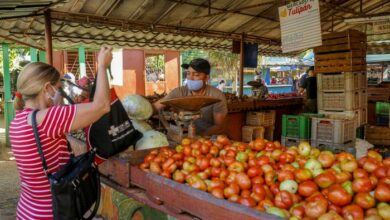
(2, 43), (14, 146)
(239, 34), (244, 97)
(78, 46), (86, 78)
(44, 10), (53, 65)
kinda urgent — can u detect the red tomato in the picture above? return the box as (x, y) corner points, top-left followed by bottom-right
(335, 171), (352, 183)
(373, 165), (388, 179)
(235, 173), (251, 190)
(294, 168), (313, 182)
(304, 197), (328, 219)
(251, 176), (265, 185)
(238, 197), (256, 207)
(279, 152), (295, 164)
(274, 190), (293, 209)
(352, 177), (374, 193)
(375, 183), (390, 202)
(314, 172), (336, 189)
(252, 184), (266, 201)
(290, 204), (305, 219)
(342, 204), (364, 220)
(354, 192), (376, 209)
(211, 187), (224, 199)
(278, 170), (295, 182)
(265, 141), (276, 152)
(298, 180), (318, 197)
(247, 166), (263, 178)
(353, 168), (369, 179)
(328, 184), (353, 206)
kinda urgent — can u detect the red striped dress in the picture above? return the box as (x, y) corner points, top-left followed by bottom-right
(10, 105), (76, 220)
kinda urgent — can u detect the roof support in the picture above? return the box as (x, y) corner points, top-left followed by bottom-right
(44, 10), (53, 64)
(239, 34), (244, 98)
(153, 2), (179, 24)
(2, 43), (14, 146)
(0, 34), (45, 51)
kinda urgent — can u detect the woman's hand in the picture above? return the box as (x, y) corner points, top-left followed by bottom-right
(98, 47), (113, 68)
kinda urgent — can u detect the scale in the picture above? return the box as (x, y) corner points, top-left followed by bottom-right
(159, 96), (221, 142)
(247, 80), (262, 97)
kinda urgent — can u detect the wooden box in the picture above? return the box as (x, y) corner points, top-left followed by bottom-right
(314, 29), (366, 54)
(365, 125), (390, 146)
(315, 50), (366, 73)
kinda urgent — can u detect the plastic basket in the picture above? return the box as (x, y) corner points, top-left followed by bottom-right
(310, 139), (356, 156)
(282, 115), (311, 139)
(281, 136), (309, 147)
(317, 72), (366, 92)
(242, 126), (265, 143)
(311, 117), (356, 144)
(318, 108), (367, 127)
(376, 115), (389, 126)
(318, 90), (361, 111)
(246, 110), (276, 127)
(376, 102), (390, 116)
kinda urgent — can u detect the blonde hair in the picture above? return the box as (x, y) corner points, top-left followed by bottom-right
(14, 62), (60, 110)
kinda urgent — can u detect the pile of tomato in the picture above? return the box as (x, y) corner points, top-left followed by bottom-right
(139, 136), (390, 219)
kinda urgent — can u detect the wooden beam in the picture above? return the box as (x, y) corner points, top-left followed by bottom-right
(153, 2), (179, 24)
(239, 33), (244, 98)
(0, 13), (43, 20)
(44, 10), (53, 65)
(319, 1), (358, 15)
(96, 0), (119, 16)
(49, 10), (281, 45)
(0, 34), (45, 50)
(70, 0), (87, 12)
(168, 0), (278, 23)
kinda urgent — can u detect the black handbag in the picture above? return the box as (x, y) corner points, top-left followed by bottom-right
(86, 72), (143, 160)
(32, 110), (100, 220)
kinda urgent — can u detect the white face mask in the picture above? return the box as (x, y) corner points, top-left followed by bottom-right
(47, 85), (60, 102)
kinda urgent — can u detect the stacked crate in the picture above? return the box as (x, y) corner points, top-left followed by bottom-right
(281, 113), (324, 147)
(375, 102), (390, 126)
(313, 29), (368, 154)
(242, 110), (275, 142)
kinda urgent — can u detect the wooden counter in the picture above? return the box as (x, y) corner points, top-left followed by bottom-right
(226, 98), (303, 141)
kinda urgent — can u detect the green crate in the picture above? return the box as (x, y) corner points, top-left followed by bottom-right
(282, 115), (311, 139)
(356, 126), (365, 139)
(376, 102), (390, 116)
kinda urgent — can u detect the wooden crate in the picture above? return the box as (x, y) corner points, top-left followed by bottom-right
(365, 125), (390, 146)
(99, 148), (157, 188)
(315, 50), (366, 73)
(130, 167), (282, 220)
(314, 29), (366, 54)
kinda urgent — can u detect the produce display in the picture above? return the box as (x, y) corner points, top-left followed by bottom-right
(139, 137), (390, 219)
(267, 92), (301, 100)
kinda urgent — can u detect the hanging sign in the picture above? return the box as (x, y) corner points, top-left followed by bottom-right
(373, 21), (390, 34)
(279, 0), (322, 53)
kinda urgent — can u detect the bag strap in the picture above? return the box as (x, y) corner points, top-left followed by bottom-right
(31, 110), (52, 177)
(77, 169), (101, 220)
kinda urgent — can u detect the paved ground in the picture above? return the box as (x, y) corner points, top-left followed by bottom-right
(0, 115), (19, 220)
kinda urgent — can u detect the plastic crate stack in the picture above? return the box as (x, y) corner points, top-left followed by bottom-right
(312, 29), (368, 155)
(375, 102), (390, 126)
(242, 110), (275, 142)
(281, 113), (324, 147)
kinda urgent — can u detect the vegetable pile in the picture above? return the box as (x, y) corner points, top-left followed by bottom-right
(140, 136), (390, 219)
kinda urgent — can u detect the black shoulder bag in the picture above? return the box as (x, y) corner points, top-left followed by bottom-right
(32, 110), (100, 220)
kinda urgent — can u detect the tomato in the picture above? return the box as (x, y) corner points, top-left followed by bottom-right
(328, 184), (352, 206)
(367, 150), (383, 162)
(328, 203), (342, 214)
(279, 152), (295, 164)
(373, 165), (388, 179)
(238, 197), (256, 207)
(274, 190), (293, 209)
(224, 183), (240, 198)
(304, 197), (328, 219)
(265, 141), (276, 151)
(341, 204), (364, 220)
(314, 172), (336, 188)
(383, 157), (390, 167)
(294, 169), (313, 184)
(257, 155), (270, 166)
(270, 183), (280, 195)
(195, 157), (210, 171)
(216, 135), (230, 146)
(318, 151), (335, 168)
(278, 170), (295, 182)
(235, 173), (251, 190)
(318, 210), (343, 220)
(252, 184), (266, 201)
(336, 152), (355, 162)
(335, 171), (352, 183)
(352, 177), (374, 193)
(340, 159), (358, 173)
(227, 194), (240, 203)
(252, 138), (265, 151)
(298, 180), (318, 197)
(183, 145), (192, 156)
(290, 204), (305, 219)
(251, 176), (264, 185)
(150, 161), (162, 174)
(363, 158), (379, 173)
(271, 149), (283, 161)
(247, 166), (263, 178)
(219, 168), (229, 181)
(353, 168), (369, 179)
(265, 171), (277, 186)
(354, 192), (376, 209)
(227, 160), (243, 172)
(257, 198), (274, 211)
(240, 189), (251, 198)
(211, 187), (224, 199)
(375, 183), (390, 202)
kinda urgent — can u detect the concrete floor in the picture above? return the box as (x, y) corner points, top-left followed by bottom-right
(0, 114), (19, 220)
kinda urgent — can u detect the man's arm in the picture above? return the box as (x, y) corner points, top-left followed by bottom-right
(202, 112), (227, 136)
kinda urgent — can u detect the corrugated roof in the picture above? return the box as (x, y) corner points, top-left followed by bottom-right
(0, 0), (389, 55)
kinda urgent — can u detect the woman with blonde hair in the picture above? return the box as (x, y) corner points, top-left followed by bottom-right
(10, 47), (112, 219)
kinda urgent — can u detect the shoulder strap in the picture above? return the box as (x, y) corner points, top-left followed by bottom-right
(31, 110), (52, 177)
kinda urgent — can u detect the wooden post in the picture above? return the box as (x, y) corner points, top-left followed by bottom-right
(239, 34), (244, 97)
(44, 10), (53, 65)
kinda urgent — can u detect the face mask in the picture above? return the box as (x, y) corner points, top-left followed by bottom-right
(47, 85), (59, 102)
(187, 79), (204, 91)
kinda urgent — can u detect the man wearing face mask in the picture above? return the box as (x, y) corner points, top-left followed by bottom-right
(154, 58), (228, 136)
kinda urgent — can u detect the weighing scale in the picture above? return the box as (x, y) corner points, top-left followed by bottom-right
(159, 96), (221, 142)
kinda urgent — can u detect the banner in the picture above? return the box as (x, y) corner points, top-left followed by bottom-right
(279, 0), (322, 53)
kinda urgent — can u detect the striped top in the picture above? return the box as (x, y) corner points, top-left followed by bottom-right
(10, 105), (76, 220)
